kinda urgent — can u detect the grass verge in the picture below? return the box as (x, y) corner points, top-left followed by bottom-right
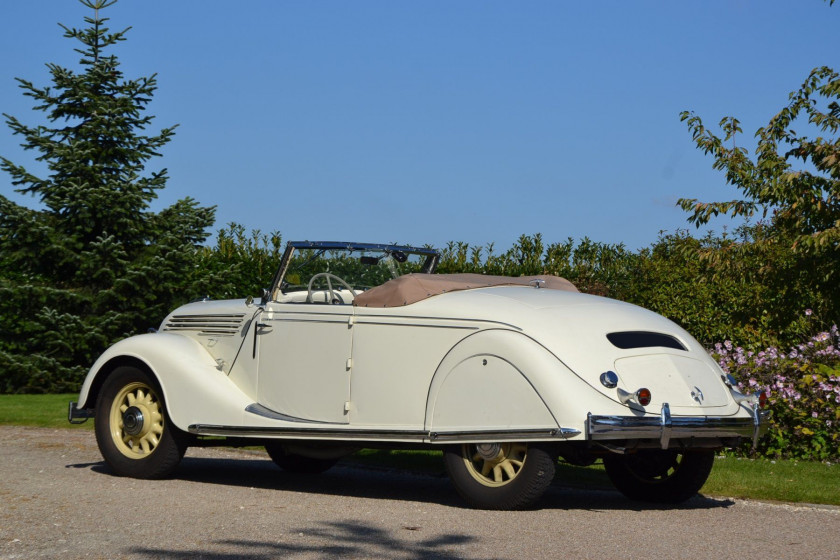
(350, 450), (839, 505)
(0, 393), (91, 429)
(2, 394), (837, 505)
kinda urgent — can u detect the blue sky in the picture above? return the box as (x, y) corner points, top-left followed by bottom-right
(1, 1), (837, 252)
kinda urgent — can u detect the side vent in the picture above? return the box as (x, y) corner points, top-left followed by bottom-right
(163, 314), (246, 336)
(607, 331), (687, 351)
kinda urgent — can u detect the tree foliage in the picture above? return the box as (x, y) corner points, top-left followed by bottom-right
(679, 66), (839, 250)
(0, 0), (216, 392)
(675, 61), (840, 342)
(678, 66), (839, 291)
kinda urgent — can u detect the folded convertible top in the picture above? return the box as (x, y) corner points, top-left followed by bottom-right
(353, 273), (578, 308)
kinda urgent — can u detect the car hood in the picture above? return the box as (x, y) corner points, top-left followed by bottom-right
(159, 299), (258, 373)
(406, 286), (735, 414)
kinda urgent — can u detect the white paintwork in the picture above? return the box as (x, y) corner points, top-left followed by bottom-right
(257, 304), (353, 424)
(78, 272), (756, 445)
(348, 311), (475, 427)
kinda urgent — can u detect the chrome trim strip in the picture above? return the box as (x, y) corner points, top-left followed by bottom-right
(266, 318), (350, 326)
(351, 321), (478, 331)
(245, 403), (335, 424)
(429, 427), (580, 442)
(188, 424), (581, 443)
(267, 310), (517, 332)
(188, 424), (429, 441)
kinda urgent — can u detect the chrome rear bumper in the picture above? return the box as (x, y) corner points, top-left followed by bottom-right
(587, 403), (769, 450)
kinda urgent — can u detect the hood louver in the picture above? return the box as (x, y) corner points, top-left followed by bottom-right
(163, 314), (246, 337)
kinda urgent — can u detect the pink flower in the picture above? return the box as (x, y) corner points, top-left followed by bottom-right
(806, 309), (813, 316)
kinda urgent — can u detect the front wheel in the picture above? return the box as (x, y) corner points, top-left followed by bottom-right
(603, 449), (715, 503)
(444, 442), (555, 510)
(94, 366), (187, 479)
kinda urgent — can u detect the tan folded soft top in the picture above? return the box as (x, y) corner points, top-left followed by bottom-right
(353, 273), (578, 308)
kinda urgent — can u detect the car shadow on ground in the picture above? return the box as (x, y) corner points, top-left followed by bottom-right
(128, 521), (482, 560)
(72, 453), (735, 513)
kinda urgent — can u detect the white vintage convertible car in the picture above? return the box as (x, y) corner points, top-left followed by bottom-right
(70, 241), (768, 509)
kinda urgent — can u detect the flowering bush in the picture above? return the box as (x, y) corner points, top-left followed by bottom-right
(713, 322), (840, 461)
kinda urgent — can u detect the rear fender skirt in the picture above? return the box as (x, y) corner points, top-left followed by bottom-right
(424, 329), (622, 436)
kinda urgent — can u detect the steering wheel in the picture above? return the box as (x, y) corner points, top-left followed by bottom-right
(306, 272), (358, 304)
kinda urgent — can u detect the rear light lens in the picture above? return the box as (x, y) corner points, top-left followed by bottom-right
(636, 388), (652, 406)
(758, 391), (768, 409)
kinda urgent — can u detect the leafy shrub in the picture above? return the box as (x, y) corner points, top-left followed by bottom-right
(713, 320), (840, 461)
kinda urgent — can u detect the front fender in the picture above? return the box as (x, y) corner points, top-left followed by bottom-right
(78, 333), (253, 431)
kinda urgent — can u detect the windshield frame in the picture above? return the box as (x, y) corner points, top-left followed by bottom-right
(268, 241), (439, 302)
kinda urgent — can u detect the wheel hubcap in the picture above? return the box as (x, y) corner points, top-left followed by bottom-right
(462, 442), (527, 487)
(122, 406), (145, 436)
(475, 443), (503, 461)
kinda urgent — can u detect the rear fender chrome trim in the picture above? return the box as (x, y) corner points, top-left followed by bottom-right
(429, 427), (580, 442)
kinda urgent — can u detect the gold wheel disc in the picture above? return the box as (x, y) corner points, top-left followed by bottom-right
(109, 382), (165, 459)
(462, 442), (527, 487)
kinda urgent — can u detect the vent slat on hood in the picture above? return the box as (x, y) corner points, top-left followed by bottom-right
(163, 314), (246, 336)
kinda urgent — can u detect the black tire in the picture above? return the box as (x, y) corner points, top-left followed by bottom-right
(94, 366), (187, 479)
(265, 442), (339, 474)
(444, 442), (555, 510)
(603, 449), (715, 503)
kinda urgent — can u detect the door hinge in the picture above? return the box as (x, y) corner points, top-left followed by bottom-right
(345, 358), (352, 371)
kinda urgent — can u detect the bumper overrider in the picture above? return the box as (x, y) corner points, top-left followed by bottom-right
(587, 402), (770, 450)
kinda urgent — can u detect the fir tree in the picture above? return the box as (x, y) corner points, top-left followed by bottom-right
(0, 0), (216, 392)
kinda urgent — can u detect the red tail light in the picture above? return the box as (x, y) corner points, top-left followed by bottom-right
(636, 388), (652, 407)
(758, 391), (768, 409)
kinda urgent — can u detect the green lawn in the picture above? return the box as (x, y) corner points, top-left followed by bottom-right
(2, 394), (838, 506)
(0, 393), (91, 429)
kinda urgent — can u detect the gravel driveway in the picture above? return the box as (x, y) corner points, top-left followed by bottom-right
(1, 426), (838, 559)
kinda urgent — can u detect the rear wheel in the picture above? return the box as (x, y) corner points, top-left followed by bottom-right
(265, 442), (339, 474)
(94, 366), (187, 479)
(444, 442), (555, 510)
(603, 449), (714, 503)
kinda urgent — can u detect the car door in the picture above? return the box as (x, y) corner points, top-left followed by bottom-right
(256, 302), (353, 424)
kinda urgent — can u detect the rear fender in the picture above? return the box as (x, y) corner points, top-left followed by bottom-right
(78, 333), (252, 430)
(424, 329), (616, 438)
(426, 329), (591, 433)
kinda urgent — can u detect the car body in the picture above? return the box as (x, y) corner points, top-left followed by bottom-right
(70, 241), (768, 509)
